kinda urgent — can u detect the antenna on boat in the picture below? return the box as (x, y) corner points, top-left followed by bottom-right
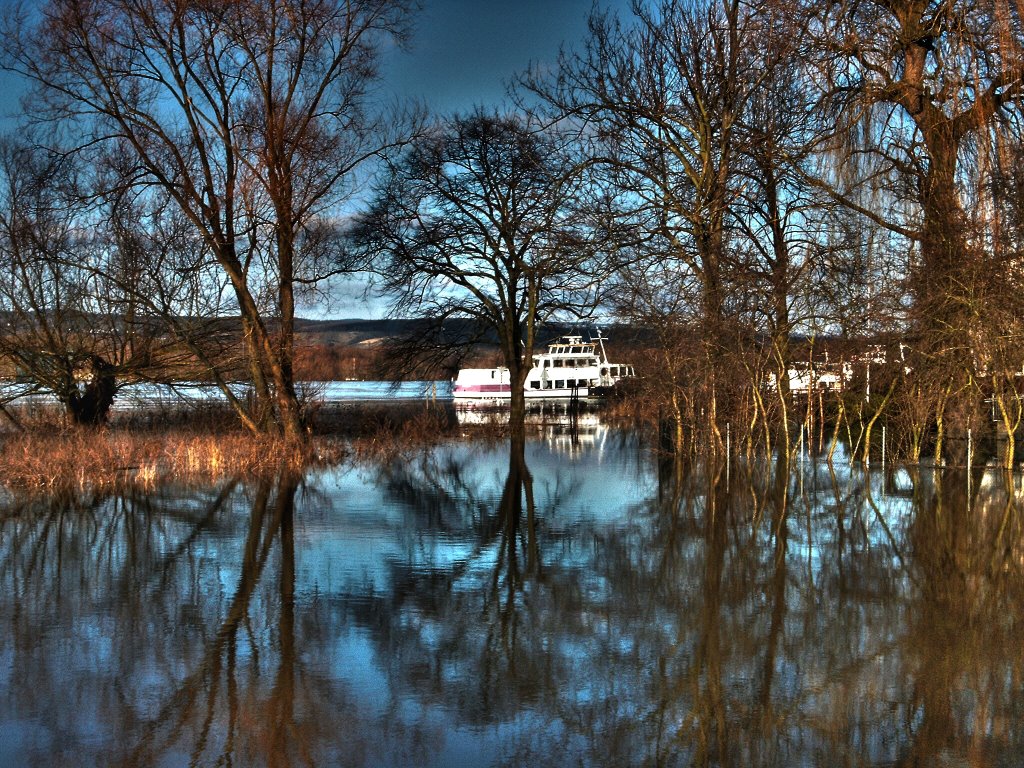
(592, 327), (609, 364)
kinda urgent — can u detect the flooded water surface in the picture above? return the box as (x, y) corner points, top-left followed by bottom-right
(2, 422), (1024, 767)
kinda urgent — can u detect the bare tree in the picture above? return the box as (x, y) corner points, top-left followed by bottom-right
(807, 0), (1024, 455)
(354, 109), (606, 437)
(0, 140), (191, 426)
(728, 1), (834, 449)
(3, 0), (417, 439)
(527, 0), (770, 449)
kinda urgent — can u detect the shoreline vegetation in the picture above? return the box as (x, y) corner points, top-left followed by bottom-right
(0, 399), (519, 493)
(3, 373), (1021, 493)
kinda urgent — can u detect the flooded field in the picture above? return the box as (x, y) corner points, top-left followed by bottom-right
(2, 417), (1024, 767)
(0, 380), (453, 410)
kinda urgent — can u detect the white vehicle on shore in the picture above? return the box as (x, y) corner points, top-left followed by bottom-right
(453, 333), (635, 400)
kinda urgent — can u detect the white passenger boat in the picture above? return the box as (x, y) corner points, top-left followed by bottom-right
(453, 333), (635, 400)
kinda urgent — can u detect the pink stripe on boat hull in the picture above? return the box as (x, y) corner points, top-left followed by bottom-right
(453, 384), (512, 394)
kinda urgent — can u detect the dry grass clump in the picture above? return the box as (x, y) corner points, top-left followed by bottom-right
(0, 428), (345, 492)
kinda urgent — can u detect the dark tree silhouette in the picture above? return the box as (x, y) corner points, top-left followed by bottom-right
(355, 109), (607, 439)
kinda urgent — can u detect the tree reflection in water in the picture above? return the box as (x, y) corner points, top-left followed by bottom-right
(2, 433), (1024, 767)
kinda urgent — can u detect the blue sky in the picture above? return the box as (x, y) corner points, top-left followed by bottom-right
(383, 0), (614, 113)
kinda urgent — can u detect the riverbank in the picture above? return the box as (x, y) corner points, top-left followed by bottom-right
(0, 400), (471, 492)
(0, 395), (626, 492)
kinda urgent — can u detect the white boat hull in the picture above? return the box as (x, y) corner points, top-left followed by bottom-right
(452, 384), (593, 400)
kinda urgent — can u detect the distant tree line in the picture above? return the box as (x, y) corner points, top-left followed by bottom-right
(0, 0), (1022, 460)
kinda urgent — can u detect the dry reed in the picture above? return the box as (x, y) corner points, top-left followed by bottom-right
(0, 427), (345, 492)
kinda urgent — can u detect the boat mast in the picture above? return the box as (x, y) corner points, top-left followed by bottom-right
(593, 328), (609, 364)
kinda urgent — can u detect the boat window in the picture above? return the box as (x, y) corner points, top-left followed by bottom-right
(555, 380), (564, 389)
(530, 381), (540, 389)
(491, 370), (496, 379)
(554, 359), (563, 368)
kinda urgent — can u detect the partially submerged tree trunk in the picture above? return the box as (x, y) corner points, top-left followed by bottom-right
(911, 121), (985, 452)
(62, 355), (116, 426)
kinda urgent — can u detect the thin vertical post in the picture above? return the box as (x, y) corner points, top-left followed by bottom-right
(967, 428), (973, 500)
(726, 423), (731, 489)
(882, 424), (886, 469)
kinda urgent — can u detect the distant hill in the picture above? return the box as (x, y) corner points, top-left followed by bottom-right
(295, 317), (641, 347)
